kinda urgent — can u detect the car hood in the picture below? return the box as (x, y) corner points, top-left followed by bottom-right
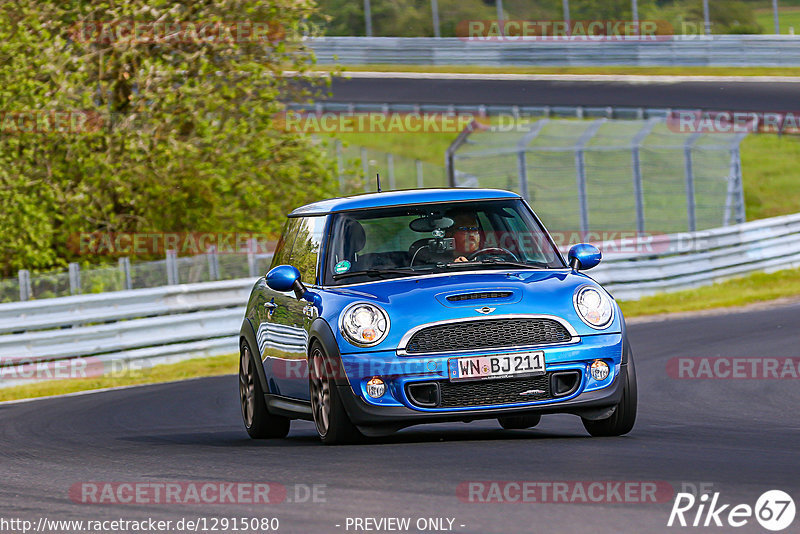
(318, 269), (621, 354)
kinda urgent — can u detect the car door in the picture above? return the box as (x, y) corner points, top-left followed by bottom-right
(259, 215), (326, 400)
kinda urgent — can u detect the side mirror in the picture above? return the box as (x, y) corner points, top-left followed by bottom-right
(568, 244), (602, 271)
(266, 265), (302, 292)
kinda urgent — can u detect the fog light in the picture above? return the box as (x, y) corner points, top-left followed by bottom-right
(366, 377), (386, 398)
(590, 360), (610, 381)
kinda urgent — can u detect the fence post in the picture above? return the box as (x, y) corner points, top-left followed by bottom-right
(336, 139), (345, 193)
(446, 119), (480, 187)
(515, 119), (549, 201)
(118, 257), (133, 290)
(363, 0), (372, 37)
(727, 133), (748, 225)
(574, 119), (605, 235)
(631, 118), (659, 234)
(431, 0), (441, 38)
(683, 132), (702, 233)
(248, 238), (259, 278)
(415, 159), (424, 188)
(361, 146), (370, 191)
(166, 250), (179, 285)
(207, 246), (219, 281)
(18, 269), (31, 301)
(387, 153), (396, 190)
(68, 262), (81, 295)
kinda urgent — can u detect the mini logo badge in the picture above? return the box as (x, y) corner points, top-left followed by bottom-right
(519, 389), (546, 396)
(476, 306), (496, 314)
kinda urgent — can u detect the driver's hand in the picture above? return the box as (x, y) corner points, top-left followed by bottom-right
(454, 256), (469, 263)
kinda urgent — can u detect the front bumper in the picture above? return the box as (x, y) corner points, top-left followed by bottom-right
(337, 332), (625, 430)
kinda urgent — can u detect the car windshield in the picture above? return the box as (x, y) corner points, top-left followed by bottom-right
(322, 199), (565, 286)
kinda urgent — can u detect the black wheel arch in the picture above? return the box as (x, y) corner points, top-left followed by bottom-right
(307, 318), (351, 388)
(239, 319), (270, 395)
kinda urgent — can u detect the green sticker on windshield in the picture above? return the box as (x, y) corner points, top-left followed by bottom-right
(334, 260), (351, 274)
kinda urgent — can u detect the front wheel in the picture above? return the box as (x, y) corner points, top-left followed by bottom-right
(239, 340), (290, 439)
(582, 350), (638, 437)
(309, 342), (363, 445)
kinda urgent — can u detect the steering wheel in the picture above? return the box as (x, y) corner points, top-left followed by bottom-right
(467, 247), (520, 262)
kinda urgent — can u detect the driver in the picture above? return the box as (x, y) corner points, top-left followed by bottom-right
(446, 211), (482, 263)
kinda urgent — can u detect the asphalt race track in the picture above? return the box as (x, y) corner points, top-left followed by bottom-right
(325, 75), (800, 112)
(1, 301), (799, 534)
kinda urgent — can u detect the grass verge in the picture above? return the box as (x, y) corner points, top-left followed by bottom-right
(618, 267), (800, 317)
(331, 65), (800, 77)
(0, 353), (238, 403)
(755, 6), (800, 34)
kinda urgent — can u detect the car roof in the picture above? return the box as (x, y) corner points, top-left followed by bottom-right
(289, 188), (521, 217)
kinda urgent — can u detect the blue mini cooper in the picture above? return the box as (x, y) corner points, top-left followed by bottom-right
(239, 188), (636, 444)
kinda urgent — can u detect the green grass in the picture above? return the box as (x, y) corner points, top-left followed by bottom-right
(741, 134), (800, 221)
(0, 353), (237, 402)
(619, 267), (800, 317)
(335, 130), (455, 166)
(755, 6), (800, 34)
(331, 65), (800, 77)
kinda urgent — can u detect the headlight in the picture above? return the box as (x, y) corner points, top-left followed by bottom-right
(573, 286), (613, 329)
(340, 302), (390, 347)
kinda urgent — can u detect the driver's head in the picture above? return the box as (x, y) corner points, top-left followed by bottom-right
(447, 211), (481, 255)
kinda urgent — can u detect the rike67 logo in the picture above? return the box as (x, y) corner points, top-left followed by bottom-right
(668, 490), (795, 531)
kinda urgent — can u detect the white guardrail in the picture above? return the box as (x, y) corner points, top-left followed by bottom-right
(0, 212), (799, 387)
(309, 36), (800, 67)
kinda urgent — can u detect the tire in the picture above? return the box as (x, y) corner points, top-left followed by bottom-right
(309, 342), (363, 445)
(498, 414), (541, 429)
(239, 340), (290, 439)
(582, 349), (638, 437)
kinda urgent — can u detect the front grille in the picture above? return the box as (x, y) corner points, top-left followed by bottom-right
(404, 318), (571, 354)
(439, 375), (552, 408)
(446, 291), (513, 302)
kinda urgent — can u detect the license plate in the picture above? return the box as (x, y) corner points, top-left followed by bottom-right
(447, 351), (546, 382)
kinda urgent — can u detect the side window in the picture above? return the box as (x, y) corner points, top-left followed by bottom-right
(289, 216), (326, 285)
(505, 210), (549, 263)
(269, 218), (301, 270)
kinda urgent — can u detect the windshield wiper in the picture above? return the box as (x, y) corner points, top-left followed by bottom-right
(444, 259), (551, 270)
(332, 267), (433, 280)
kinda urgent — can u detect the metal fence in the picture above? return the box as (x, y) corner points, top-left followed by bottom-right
(593, 212), (800, 300)
(0, 279), (253, 388)
(448, 117), (747, 235)
(309, 35), (800, 67)
(325, 138), (448, 194)
(4, 249), (274, 304)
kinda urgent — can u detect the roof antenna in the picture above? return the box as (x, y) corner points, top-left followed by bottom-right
(376, 172), (382, 193)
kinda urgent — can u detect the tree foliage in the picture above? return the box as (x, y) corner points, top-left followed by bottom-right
(0, 0), (339, 276)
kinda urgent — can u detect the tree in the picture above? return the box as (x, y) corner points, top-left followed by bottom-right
(0, 0), (340, 276)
